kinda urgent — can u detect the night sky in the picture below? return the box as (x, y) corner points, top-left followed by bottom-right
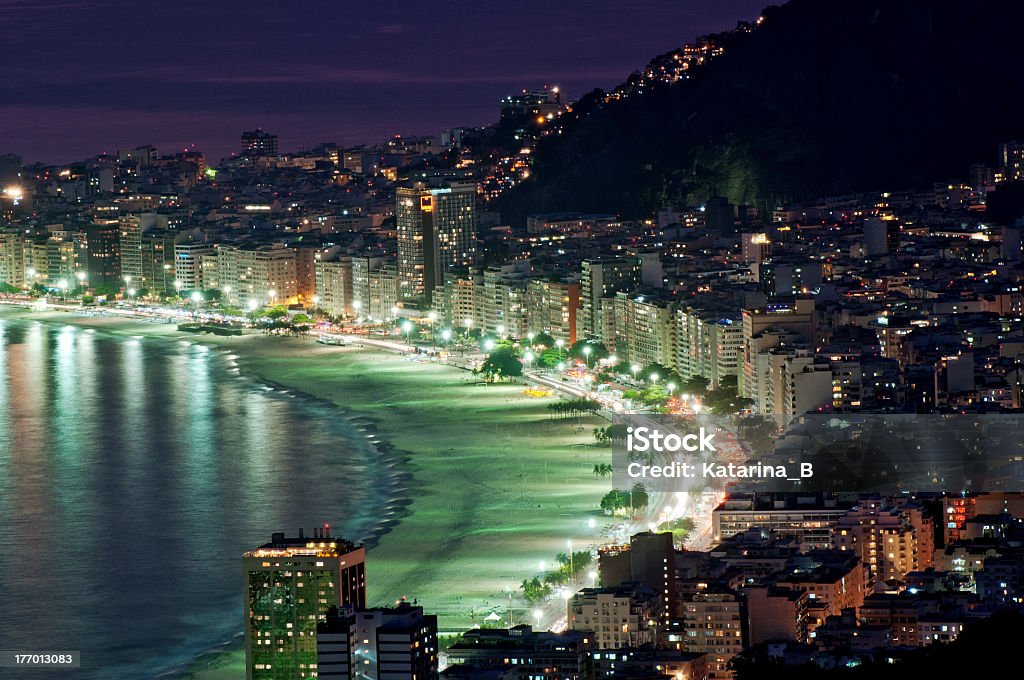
(0, 0), (767, 164)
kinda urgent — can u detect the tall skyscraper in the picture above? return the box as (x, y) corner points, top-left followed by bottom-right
(396, 180), (476, 307)
(119, 215), (143, 289)
(598, 531), (677, 624)
(579, 257), (642, 338)
(241, 129), (279, 157)
(83, 219), (122, 289)
(243, 529), (366, 680)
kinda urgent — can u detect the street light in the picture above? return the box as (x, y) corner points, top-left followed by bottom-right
(668, 381), (677, 396)
(268, 289), (276, 304)
(441, 328), (452, 344)
(631, 364), (640, 380)
(583, 345), (592, 367)
(496, 324), (505, 338)
(650, 373), (659, 385)
(401, 320), (413, 343)
(247, 298), (259, 312)
(524, 350), (535, 369)
(484, 338), (495, 352)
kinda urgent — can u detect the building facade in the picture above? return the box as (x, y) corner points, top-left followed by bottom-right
(243, 529), (366, 680)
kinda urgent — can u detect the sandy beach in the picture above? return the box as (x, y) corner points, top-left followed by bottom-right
(0, 307), (614, 678)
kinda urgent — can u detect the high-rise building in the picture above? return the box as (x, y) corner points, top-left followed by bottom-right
(743, 586), (807, 645)
(740, 233), (770, 263)
(243, 529), (366, 680)
(598, 532), (677, 623)
(675, 305), (742, 388)
(140, 230), (178, 296)
(579, 257), (642, 339)
(682, 591), (744, 680)
(526, 277), (580, 345)
(613, 290), (677, 370)
(242, 129), (279, 157)
(396, 181), (477, 307)
(863, 217), (900, 257)
(119, 215), (143, 289)
(45, 235), (78, 286)
(0, 229), (24, 287)
(83, 220), (122, 288)
(174, 242), (214, 292)
(568, 584), (657, 650)
(432, 269), (482, 331)
(316, 601), (439, 680)
(832, 499), (932, 584)
(315, 258), (354, 318)
(774, 552), (866, 632)
(740, 299), (815, 405)
(217, 243), (299, 306)
(480, 262), (529, 338)
(999, 140), (1024, 181)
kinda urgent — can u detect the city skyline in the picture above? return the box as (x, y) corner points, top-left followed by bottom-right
(3, 0), (1024, 678)
(0, 0), (768, 164)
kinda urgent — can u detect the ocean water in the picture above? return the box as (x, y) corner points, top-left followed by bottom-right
(0, 318), (394, 679)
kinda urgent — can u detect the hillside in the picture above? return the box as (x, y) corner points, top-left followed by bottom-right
(498, 0), (1024, 222)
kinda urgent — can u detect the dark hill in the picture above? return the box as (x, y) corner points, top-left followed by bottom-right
(499, 0), (1024, 222)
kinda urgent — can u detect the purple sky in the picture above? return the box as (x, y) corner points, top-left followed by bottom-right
(0, 0), (767, 164)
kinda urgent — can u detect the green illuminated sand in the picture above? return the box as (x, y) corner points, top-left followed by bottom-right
(231, 338), (613, 627)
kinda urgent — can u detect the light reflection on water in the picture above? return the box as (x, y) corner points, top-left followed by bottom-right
(0, 319), (387, 679)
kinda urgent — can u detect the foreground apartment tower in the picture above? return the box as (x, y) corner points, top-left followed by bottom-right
(243, 529), (366, 680)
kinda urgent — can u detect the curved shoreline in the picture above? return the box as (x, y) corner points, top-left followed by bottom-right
(16, 310), (417, 551)
(229, 370), (415, 549)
